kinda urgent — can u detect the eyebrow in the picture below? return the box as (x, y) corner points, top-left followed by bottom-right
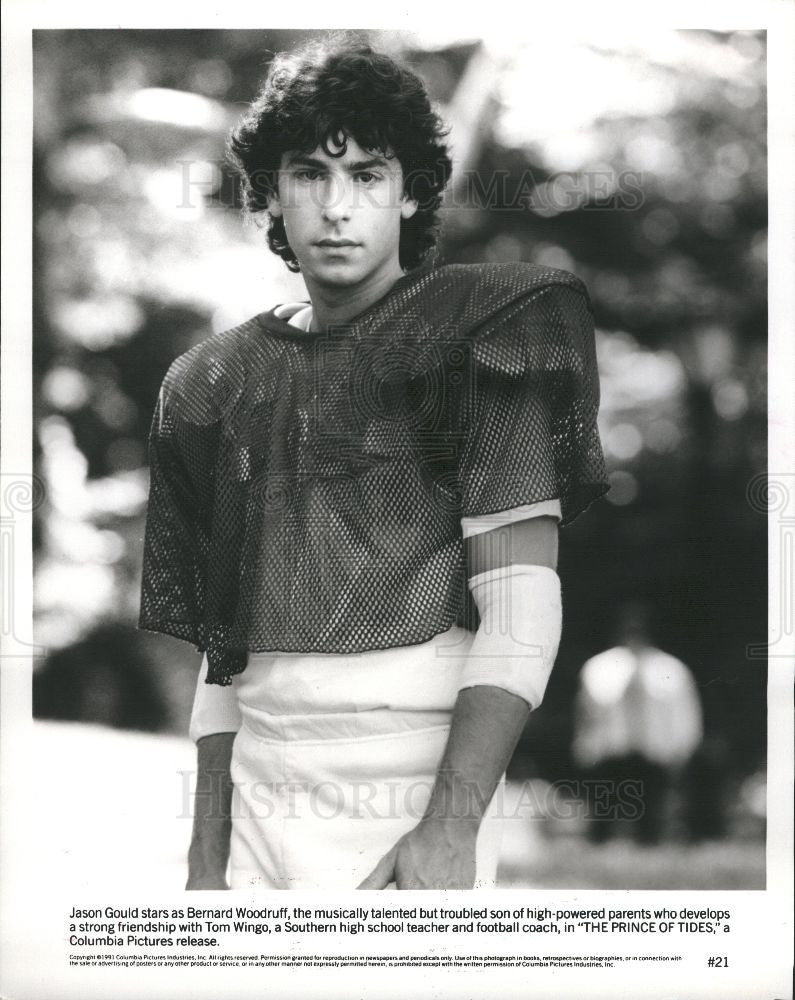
(285, 154), (391, 172)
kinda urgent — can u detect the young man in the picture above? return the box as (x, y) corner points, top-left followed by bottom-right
(139, 37), (608, 890)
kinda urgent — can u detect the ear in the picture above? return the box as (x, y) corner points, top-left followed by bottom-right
(267, 191), (282, 218)
(400, 196), (418, 221)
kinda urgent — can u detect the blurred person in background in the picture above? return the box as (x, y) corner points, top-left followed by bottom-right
(572, 601), (703, 844)
(139, 34), (609, 890)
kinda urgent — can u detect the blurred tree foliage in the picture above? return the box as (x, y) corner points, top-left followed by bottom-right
(32, 30), (766, 786)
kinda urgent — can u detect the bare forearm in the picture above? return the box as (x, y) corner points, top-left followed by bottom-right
(358, 684), (529, 889)
(186, 732), (235, 890)
(359, 519), (556, 890)
(423, 685), (530, 826)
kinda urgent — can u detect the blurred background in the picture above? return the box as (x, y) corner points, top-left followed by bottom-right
(31, 28), (766, 890)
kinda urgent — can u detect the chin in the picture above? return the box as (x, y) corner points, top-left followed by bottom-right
(310, 265), (368, 287)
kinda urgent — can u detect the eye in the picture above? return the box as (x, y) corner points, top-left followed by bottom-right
(294, 167), (323, 181)
(355, 171), (380, 185)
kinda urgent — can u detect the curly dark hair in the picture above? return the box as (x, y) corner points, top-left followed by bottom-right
(227, 35), (453, 273)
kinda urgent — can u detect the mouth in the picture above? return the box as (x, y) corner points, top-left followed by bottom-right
(315, 239), (360, 249)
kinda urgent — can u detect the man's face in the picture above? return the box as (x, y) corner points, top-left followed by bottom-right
(268, 135), (418, 290)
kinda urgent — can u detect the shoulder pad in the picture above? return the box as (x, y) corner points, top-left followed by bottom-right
(160, 316), (260, 424)
(437, 261), (588, 302)
(383, 262), (590, 341)
(161, 319), (257, 424)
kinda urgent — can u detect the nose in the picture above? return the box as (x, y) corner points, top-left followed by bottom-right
(319, 175), (353, 223)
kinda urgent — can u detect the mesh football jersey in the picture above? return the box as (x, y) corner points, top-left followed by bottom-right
(139, 262), (609, 685)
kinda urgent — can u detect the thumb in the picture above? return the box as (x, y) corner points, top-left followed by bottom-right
(357, 847), (397, 890)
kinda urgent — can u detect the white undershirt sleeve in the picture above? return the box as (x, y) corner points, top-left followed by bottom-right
(459, 563), (563, 710)
(458, 499), (562, 708)
(460, 498), (561, 539)
(188, 654), (243, 744)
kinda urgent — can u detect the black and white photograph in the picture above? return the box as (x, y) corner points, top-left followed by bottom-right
(1, 6), (793, 1000)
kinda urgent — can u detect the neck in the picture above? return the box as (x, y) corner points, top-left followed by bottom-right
(303, 262), (405, 332)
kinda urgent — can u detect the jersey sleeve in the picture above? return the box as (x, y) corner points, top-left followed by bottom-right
(457, 282), (609, 525)
(138, 357), (221, 652)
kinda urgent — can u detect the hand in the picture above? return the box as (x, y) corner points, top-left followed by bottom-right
(357, 817), (478, 890)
